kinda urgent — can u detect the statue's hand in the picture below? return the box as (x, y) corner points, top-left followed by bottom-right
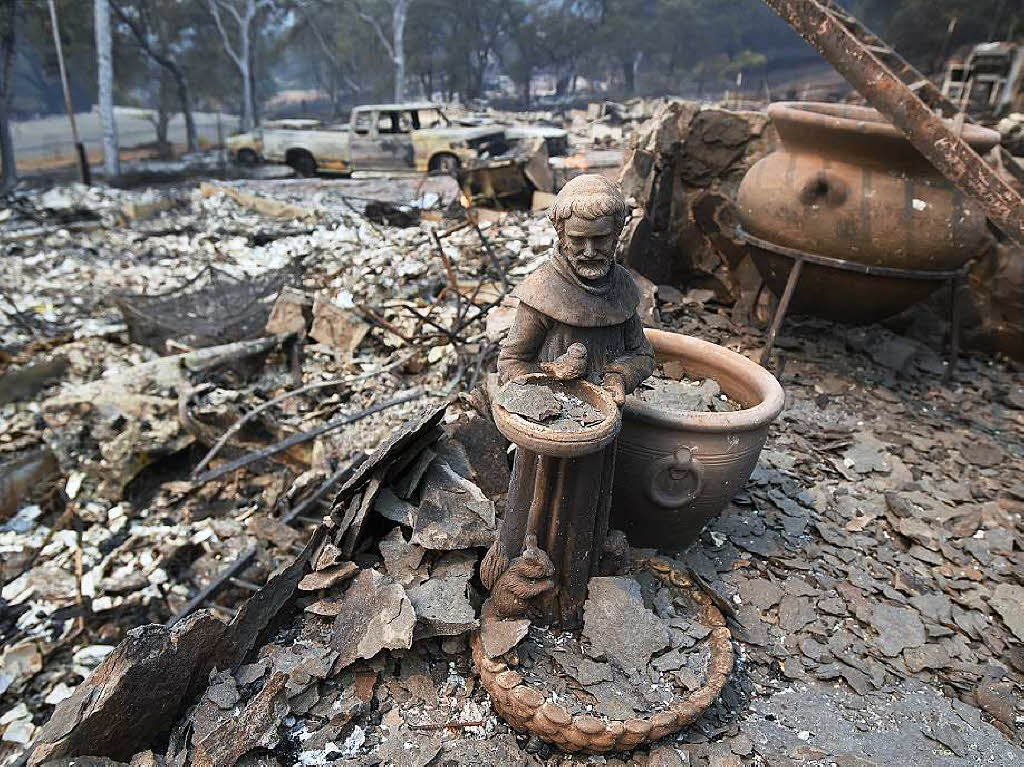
(602, 372), (626, 407)
(540, 343), (588, 381)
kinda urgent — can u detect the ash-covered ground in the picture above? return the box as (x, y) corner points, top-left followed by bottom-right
(1, 175), (1022, 767)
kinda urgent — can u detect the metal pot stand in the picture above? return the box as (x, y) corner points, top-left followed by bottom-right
(736, 226), (971, 382)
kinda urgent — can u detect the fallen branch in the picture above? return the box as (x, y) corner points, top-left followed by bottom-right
(408, 720), (485, 731)
(192, 388), (426, 484)
(431, 230), (463, 330)
(475, 223), (510, 292)
(165, 545), (258, 627)
(191, 352), (413, 478)
(46, 335), (287, 411)
(282, 451), (366, 525)
(0, 220), (102, 243)
(356, 304), (416, 344)
(199, 182), (315, 221)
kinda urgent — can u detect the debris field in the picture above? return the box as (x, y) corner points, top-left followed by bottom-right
(1, 165), (1022, 767)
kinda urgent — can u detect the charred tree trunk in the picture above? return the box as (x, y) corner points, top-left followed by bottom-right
(155, 75), (171, 158)
(392, 0), (407, 102)
(519, 78), (530, 107)
(0, 0), (17, 194)
(248, 32), (259, 126)
(111, 1), (199, 153)
(621, 55), (635, 96)
(171, 65), (198, 153)
(95, 0), (120, 179)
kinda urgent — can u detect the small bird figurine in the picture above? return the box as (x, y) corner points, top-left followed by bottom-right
(540, 342), (588, 381)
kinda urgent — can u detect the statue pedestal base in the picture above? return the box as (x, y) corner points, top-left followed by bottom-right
(473, 554), (734, 754)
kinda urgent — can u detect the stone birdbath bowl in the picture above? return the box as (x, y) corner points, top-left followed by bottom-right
(492, 373), (622, 458)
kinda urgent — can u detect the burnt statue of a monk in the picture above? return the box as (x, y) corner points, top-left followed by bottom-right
(481, 174), (655, 630)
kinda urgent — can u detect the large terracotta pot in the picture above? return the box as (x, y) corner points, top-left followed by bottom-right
(736, 102), (1001, 323)
(611, 329), (785, 552)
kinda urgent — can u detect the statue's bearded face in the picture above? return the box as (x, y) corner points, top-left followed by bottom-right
(558, 214), (617, 281)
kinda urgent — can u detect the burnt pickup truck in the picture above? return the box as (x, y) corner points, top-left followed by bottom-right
(225, 102), (509, 176)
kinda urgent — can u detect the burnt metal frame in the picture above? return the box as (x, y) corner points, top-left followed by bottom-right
(736, 227), (970, 382)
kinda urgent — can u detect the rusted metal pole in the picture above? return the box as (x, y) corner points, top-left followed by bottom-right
(762, 0), (1024, 249)
(760, 257), (803, 367)
(47, 0), (90, 185)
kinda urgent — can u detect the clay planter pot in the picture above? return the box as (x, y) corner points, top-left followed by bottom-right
(611, 329), (784, 551)
(736, 102), (1000, 323)
(492, 374), (621, 458)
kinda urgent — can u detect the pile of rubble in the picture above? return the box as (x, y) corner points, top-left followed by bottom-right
(0, 178), (551, 761)
(618, 99), (1024, 358)
(2, 166), (1023, 767)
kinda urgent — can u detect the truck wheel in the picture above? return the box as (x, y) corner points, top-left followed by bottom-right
(289, 152), (317, 178)
(429, 153), (459, 175)
(236, 148), (258, 166)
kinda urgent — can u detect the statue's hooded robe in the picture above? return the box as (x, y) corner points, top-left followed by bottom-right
(485, 251), (654, 629)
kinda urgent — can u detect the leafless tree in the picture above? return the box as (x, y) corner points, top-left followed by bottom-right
(207, 0), (273, 131)
(111, 0), (199, 153)
(300, 5), (364, 111)
(95, 0), (120, 178)
(0, 0), (16, 193)
(347, 0), (413, 102)
(141, 64), (176, 158)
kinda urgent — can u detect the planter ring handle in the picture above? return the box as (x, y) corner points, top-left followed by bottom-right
(645, 446), (704, 510)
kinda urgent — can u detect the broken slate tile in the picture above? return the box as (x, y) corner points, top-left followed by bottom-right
(391, 446), (437, 501)
(314, 543), (345, 571)
(235, 659), (269, 686)
(816, 662), (872, 696)
(903, 643), (951, 673)
(442, 413), (511, 499)
(989, 583), (1024, 642)
(961, 439), (1004, 468)
(587, 679), (646, 719)
(842, 433), (892, 474)
(973, 680), (1018, 727)
(192, 672), (289, 767)
(430, 550), (477, 579)
(480, 613), (530, 658)
(374, 726), (442, 767)
(406, 575), (477, 638)
(734, 605), (771, 647)
(412, 461), (496, 550)
(923, 721), (969, 758)
(297, 562), (358, 591)
(206, 676), (240, 710)
(799, 637), (831, 663)
(572, 657), (614, 686)
(583, 576), (670, 672)
(329, 569), (415, 668)
(869, 604), (925, 657)
(781, 575), (819, 597)
(737, 577), (783, 609)
(651, 649), (687, 672)
(778, 596), (817, 633)
(373, 487), (417, 527)
(672, 667), (702, 691)
(378, 527), (427, 587)
(908, 593), (953, 625)
(496, 381), (562, 422)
